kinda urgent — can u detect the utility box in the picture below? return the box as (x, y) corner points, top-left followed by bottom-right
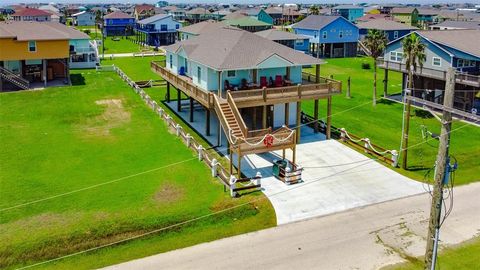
(272, 159), (288, 178)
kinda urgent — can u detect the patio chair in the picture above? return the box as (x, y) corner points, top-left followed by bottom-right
(224, 80), (233, 91)
(269, 77), (274, 87)
(275, 75), (283, 87)
(260, 76), (268, 88)
(240, 78), (248, 90)
(179, 66), (185, 76)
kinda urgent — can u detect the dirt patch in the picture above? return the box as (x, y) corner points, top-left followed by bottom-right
(153, 183), (184, 204)
(80, 99), (131, 137)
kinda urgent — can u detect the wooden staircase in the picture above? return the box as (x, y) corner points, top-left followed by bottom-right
(358, 40), (372, 56)
(219, 101), (244, 138)
(0, 66), (29, 90)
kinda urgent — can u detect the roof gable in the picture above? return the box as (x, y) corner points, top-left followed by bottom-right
(257, 54), (293, 69)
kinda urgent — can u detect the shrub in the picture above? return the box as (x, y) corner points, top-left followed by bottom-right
(83, 29), (91, 35)
(361, 62), (371, 69)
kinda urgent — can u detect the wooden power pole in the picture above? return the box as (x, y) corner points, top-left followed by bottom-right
(424, 68), (455, 270)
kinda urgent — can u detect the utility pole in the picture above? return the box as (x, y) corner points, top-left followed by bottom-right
(401, 70), (414, 169)
(424, 68), (455, 270)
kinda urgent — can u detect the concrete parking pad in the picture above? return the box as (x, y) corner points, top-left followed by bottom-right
(240, 140), (427, 225)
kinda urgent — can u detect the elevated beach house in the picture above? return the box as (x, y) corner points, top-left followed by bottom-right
(292, 15), (359, 58)
(151, 27), (341, 174)
(103, 11), (135, 37)
(134, 14), (181, 47)
(379, 30), (480, 113)
(357, 19), (417, 42)
(255, 29), (310, 53)
(331, 5), (364, 22)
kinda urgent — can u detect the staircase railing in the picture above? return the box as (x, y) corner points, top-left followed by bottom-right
(212, 95), (233, 141)
(358, 40), (371, 56)
(226, 91), (248, 137)
(0, 66), (29, 90)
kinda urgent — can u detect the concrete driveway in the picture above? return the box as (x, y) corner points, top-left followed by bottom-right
(240, 139), (427, 225)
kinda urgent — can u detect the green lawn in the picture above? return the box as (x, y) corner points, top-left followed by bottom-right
(102, 56), (165, 81)
(99, 36), (141, 54)
(0, 70), (275, 269)
(303, 57), (480, 185)
(385, 237), (480, 270)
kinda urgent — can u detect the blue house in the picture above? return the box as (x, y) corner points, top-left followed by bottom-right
(357, 19), (417, 42)
(332, 5), (364, 22)
(103, 11), (135, 36)
(255, 29), (310, 53)
(381, 30), (480, 113)
(292, 15), (359, 58)
(135, 14), (181, 47)
(71, 11), (95, 26)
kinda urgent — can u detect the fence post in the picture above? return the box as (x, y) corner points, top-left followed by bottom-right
(175, 124), (182, 136)
(157, 107), (163, 117)
(197, 145), (203, 161)
(229, 175), (237, 197)
(211, 159), (218, 177)
(186, 134), (192, 147)
(340, 128), (346, 142)
(391, 150), (399, 167)
(255, 172), (262, 187)
(364, 138), (370, 153)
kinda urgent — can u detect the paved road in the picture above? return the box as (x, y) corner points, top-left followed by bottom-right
(102, 182), (480, 270)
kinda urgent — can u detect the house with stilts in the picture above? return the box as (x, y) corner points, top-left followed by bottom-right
(151, 27), (341, 177)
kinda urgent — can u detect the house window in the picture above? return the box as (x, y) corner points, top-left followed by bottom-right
(432, 57), (441, 67)
(339, 31), (343, 38)
(161, 24), (167, 31)
(393, 31), (399, 39)
(227, 70), (236, 77)
(314, 32), (317, 38)
(28, 41), (36, 52)
(197, 66), (201, 83)
(169, 55), (173, 68)
(175, 24), (180, 29)
(295, 39), (304, 46)
(322, 31), (327, 39)
(390, 51), (403, 62)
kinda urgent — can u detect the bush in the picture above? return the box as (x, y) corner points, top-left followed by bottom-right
(361, 62), (371, 69)
(83, 29), (91, 35)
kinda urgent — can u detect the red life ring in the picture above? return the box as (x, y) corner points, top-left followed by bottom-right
(263, 134), (274, 148)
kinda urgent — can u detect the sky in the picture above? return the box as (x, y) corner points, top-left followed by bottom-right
(2, 0), (480, 5)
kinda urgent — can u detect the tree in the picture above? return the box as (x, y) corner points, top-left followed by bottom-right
(309, 5), (319, 15)
(364, 29), (388, 105)
(401, 33), (426, 169)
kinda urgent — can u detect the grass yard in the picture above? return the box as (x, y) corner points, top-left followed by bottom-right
(303, 57), (480, 185)
(0, 70), (275, 269)
(385, 237), (480, 270)
(102, 56), (165, 81)
(100, 36), (141, 54)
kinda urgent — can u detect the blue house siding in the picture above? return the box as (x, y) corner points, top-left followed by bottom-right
(293, 16), (359, 58)
(135, 15), (181, 46)
(359, 28), (413, 42)
(104, 18), (136, 36)
(336, 8), (363, 22)
(293, 38), (310, 52)
(257, 10), (274, 25)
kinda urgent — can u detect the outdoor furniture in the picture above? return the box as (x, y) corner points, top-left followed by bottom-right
(240, 78), (248, 90)
(284, 76), (292, 86)
(275, 75), (283, 87)
(260, 76), (268, 88)
(269, 77), (274, 87)
(179, 67), (185, 76)
(224, 80), (233, 91)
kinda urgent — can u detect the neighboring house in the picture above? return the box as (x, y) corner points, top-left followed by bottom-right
(134, 14), (180, 47)
(71, 11), (95, 26)
(357, 19), (417, 42)
(38, 4), (59, 14)
(186, 7), (211, 23)
(264, 6), (301, 25)
(255, 29), (310, 52)
(257, 9), (274, 25)
(178, 20), (229, 40)
(156, 27), (339, 165)
(331, 5), (364, 22)
(11, 8), (51, 22)
(223, 16), (272, 32)
(0, 21), (98, 91)
(417, 9), (440, 29)
(104, 11), (135, 36)
(155, 1), (169, 8)
(430, 21), (480, 30)
(134, 4), (156, 21)
(166, 6), (186, 21)
(292, 15), (359, 58)
(357, 13), (391, 22)
(380, 30), (480, 113)
(391, 7), (419, 26)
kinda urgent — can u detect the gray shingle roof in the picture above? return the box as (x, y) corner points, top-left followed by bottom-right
(431, 21), (480, 30)
(357, 19), (418, 31)
(165, 27), (323, 70)
(137, 14), (171, 24)
(0, 21), (89, 41)
(418, 30), (480, 58)
(178, 20), (230, 35)
(104, 11), (133, 19)
(292, 15), (342, 30)
(255, 29), (309, 41)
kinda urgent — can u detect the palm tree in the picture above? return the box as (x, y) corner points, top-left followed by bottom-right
(309, 5), (319, 15)
(401, 33), (426, 170)
(364, 29), (388, 106)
